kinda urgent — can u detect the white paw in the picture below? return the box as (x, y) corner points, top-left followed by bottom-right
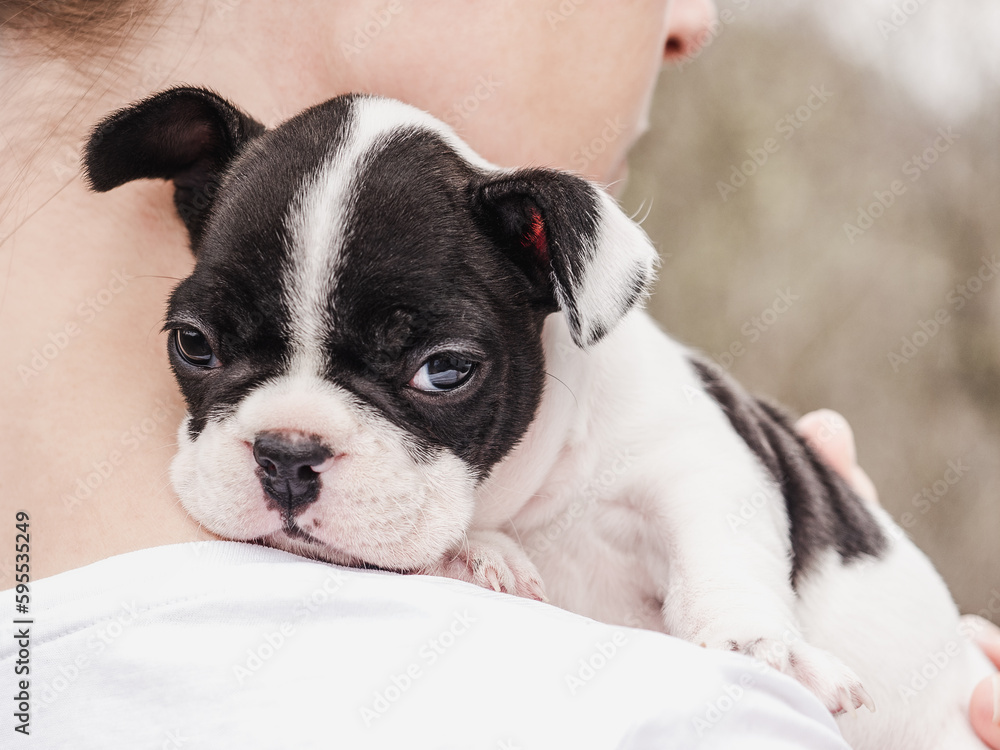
(706, 636), (874, 716)
(419, 530), (547, 602)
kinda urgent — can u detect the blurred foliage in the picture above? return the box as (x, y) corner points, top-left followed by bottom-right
(622, 0), (1000, 614)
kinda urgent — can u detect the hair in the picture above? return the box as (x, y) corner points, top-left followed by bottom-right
(0, 0), (157, 62)
(0, 1), (165, 213)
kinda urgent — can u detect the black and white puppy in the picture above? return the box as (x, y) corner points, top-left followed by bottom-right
(84, 87), (992, 749)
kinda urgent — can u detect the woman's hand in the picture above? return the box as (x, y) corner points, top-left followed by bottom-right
(796, 409), (878, 504)
(797, 409), (1000, 749)
(966, 616), (1000, 748)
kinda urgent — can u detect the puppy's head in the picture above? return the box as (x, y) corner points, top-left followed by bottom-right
(84, 87), (657, 570)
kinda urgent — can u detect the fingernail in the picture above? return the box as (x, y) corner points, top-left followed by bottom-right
(816, 409), (852, 448)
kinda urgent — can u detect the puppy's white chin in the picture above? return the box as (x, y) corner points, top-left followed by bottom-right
(258, 531), (415, 573)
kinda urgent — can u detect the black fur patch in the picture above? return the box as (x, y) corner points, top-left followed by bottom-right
(690, 358), (888, 586)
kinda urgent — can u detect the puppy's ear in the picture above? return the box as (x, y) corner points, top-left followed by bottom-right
(473, 169), (658, 348)
(83, 86), (265, 245)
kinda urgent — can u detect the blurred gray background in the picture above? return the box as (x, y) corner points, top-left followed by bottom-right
(621, 0), (999, 615)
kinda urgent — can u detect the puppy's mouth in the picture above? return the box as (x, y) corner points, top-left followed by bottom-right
(252, 471), (413, 574)
(280, 515), (322, 544)
(261, 523), (409, 575)
(253, 518), (338, 556)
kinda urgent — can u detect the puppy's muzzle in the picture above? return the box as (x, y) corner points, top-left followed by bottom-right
(252, 431), (333, 512)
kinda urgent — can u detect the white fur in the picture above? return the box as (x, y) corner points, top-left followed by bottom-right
(282, 142), (353, 376)
(796, 538), (991, 749)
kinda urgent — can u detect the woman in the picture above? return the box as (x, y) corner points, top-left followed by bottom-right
(1, 1), (996, 746)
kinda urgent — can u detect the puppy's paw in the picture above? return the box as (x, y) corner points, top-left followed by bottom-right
(784, 642), (874, 717)
(706, 636), (874, 716)
(419, 530), (547, 602)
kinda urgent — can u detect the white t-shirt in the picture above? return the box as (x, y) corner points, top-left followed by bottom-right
(1, 541), (850, 749)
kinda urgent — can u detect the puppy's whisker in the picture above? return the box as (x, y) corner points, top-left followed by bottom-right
(544, 371), (579, 410)
(631, 197), (654, 227)
(448, 532), (469, 566)
(461, 531), (472, 566)
(504, 517), (526, 548)
(628, 199), (647, 223)
(478, 477), (520, 494)
(601, 177), (626, 193)
(386, 495), (421, 535)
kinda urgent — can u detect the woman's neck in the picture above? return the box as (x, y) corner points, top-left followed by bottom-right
(0, 3), (345, 586)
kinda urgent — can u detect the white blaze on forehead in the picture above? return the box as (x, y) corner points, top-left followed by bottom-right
(282, 97), (498, 376)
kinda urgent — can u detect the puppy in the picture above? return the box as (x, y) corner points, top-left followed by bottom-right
(84, 87), (993, 749)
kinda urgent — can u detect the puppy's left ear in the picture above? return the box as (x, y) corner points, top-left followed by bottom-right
(83, 86), (265, 245)
(472, 169), (658, 348)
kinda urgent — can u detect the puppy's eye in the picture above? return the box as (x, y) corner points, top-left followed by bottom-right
(410, 354), (475, 392)
(174, 328), (218, 368)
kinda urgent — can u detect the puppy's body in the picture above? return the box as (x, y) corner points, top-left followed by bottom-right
(490, 312), (989, 749)
(84, 88), (993, 749)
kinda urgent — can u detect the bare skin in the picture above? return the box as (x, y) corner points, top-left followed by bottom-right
(0, 0), (995, 743)
(969, 626), (1000, 748)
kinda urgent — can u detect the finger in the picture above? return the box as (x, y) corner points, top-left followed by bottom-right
(971, 674), (1000, 749)
(797, 409), (855, 476)
(796, 409), (879, 506)
(846, 465), (880, 507)
(961, 616), (1000, 748)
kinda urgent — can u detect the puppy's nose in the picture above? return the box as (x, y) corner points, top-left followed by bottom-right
(253, 432), (332, 510)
